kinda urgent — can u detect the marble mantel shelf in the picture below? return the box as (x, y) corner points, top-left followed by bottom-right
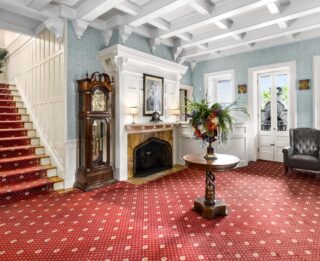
(125, 122), (182, 134)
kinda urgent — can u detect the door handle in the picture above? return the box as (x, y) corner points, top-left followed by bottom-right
(270, 144), (275, 146)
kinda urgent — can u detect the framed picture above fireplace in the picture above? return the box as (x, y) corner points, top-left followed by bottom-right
(143, 74), (164, 116)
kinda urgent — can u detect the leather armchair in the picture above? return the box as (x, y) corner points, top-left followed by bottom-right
(283, 128), (320, 172)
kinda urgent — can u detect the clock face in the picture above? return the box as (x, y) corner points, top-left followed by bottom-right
(92, 89), (106, 112)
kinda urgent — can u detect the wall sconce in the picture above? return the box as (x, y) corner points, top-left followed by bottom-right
(172, 109), (180, 122)
(128, 107), (138, 124)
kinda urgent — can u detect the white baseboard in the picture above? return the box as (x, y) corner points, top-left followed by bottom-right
(64, 139), (78, 189)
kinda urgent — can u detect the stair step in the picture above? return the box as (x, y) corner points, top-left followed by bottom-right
(0, 177), (54, 194)
(0, 154), (50, 169)
(0, 136), (40, 147)
(0, 113), (29, 121)
(0, 121), (33, 129)
(0, 128), (35, 138)
(0, 95), (21, 102)
(0, 106), (26, 113)
(0, 164), (56, 177)
(0, 154), (48, 162)
(0, 145), (44, 158)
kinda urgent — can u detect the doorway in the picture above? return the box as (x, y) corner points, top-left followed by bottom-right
(258, 70), (290, 162)
(247, 61), (296, 162)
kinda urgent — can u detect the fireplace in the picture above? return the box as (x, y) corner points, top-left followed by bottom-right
(133, 137), (172, 177)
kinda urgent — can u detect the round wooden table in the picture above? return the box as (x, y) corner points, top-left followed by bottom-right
(183, 153), (240, 219)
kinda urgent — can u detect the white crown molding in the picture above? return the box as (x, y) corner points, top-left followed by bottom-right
(99, 44), (188, 75)
(118, 25), (133, 43)
(72, 19), (89, 39)
(103, 29), (113, 46)
(173, 46), (183, 61)
(149, 38), (161, 54)
(43, 17), (65, 41)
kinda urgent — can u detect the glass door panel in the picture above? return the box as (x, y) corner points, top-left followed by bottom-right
(259, 74), (272, 132)
(275, 73), (289, 131)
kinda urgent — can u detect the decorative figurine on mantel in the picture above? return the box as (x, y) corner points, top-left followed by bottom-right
(150, 111), (163, 123)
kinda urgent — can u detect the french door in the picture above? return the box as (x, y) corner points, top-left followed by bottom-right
(258, 70), (290, 162)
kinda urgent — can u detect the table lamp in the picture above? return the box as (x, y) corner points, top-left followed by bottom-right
(172, 109), (180, 122)
(128, 107), (138, 124)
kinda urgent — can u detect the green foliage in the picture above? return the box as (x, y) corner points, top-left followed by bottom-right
(187, 97), (249, 144)
(282, 85), (289, 104)
(0, 49), (8, 74)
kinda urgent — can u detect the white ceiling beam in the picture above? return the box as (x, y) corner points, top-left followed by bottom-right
(285, 32), (299, 41)
(177, 32), (193, 41)
(0, 17), (35, 36)
(115, 0), (140, 16)
(189, 0), (213, 15)
(181, 14), (320, 59)
(77, 0), (122, 22)
(179, 0), (320, 48)
(54, 0), (81, 6)
(0, 1), (48, 21)
(28, 0), (51, 11)
(215, 18), (233, 29)
(266, 2), (280, 15)
(232, 32), (246, 41)
(107, 0), (196, 29)
(148, 18), (171, 31)
(157, 0), (278, 39)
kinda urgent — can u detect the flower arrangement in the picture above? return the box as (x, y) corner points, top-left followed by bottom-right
(187, 98), (249, 159)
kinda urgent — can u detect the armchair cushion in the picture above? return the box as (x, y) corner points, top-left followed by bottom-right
(293, 128), (319, 157)
(287, 154), (319, 171)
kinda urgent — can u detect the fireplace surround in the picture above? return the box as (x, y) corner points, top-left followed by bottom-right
(133, 137), (172, 177)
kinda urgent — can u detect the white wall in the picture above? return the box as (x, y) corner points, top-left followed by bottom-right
(5, 29), (65, 176)
(176, 123), (249, 167)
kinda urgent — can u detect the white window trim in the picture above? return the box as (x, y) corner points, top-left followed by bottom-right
(204, 70), (235, 104)
(313, 56), (320, 129)
(248, 61), (297, 162)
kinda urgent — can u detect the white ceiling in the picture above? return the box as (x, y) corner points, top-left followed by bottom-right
(0, 0), (320, 63)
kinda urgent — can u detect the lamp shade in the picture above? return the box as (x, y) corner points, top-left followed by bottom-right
(172, 109), (180, 115)
(128, 107), (138, 115)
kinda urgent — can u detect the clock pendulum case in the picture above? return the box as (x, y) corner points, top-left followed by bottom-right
(75, 72), (115, 191)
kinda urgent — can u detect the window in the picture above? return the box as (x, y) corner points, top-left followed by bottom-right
(205, 70), (234, 106)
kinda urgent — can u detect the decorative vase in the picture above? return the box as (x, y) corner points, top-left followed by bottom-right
(204, 141), (217, 160)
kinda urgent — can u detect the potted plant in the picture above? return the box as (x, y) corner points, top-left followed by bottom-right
(187, 98), (249, 159)
(0, 49), (8, 75)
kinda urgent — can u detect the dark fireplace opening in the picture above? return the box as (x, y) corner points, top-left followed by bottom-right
(133, 137), (172, 177)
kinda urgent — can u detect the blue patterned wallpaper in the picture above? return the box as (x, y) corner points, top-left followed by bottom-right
(66, 21), (192, 139)
(193, 38), (320, 128)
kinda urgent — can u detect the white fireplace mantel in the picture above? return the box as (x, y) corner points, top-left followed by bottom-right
(99, 45), (188, 181)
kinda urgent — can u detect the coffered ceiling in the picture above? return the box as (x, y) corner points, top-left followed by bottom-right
(1, 0), (320, 63)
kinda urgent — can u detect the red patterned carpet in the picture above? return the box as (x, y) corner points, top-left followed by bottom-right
(0, 161), (320, 260)
(0, 83), (56, 201)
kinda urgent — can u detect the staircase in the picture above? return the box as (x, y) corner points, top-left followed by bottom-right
(0, 83), (63, 202)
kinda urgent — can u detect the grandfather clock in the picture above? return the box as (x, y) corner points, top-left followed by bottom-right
(75, 72), (115, 191)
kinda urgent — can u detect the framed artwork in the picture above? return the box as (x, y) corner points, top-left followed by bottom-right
(299, 79), (311, 90)
(143, 74), (164, 116)
(238, 84), (247, 94)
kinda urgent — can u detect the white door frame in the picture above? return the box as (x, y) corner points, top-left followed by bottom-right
(313, 56), (320, 129)
(248, 61), (297, 161)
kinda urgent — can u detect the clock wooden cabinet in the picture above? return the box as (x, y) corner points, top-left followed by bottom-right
(75, 72), (115, 191)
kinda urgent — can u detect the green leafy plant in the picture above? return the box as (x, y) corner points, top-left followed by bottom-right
(187, 98), (249, 144)
(0, 49), (8, 74)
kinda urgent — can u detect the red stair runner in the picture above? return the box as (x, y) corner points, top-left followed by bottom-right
(0, 83), (54, 200)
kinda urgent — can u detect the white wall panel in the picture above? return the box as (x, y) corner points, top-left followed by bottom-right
(5, 29), (65, 172)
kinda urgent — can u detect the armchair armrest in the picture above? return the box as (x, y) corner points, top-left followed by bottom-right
(283, 146), (294, 163)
